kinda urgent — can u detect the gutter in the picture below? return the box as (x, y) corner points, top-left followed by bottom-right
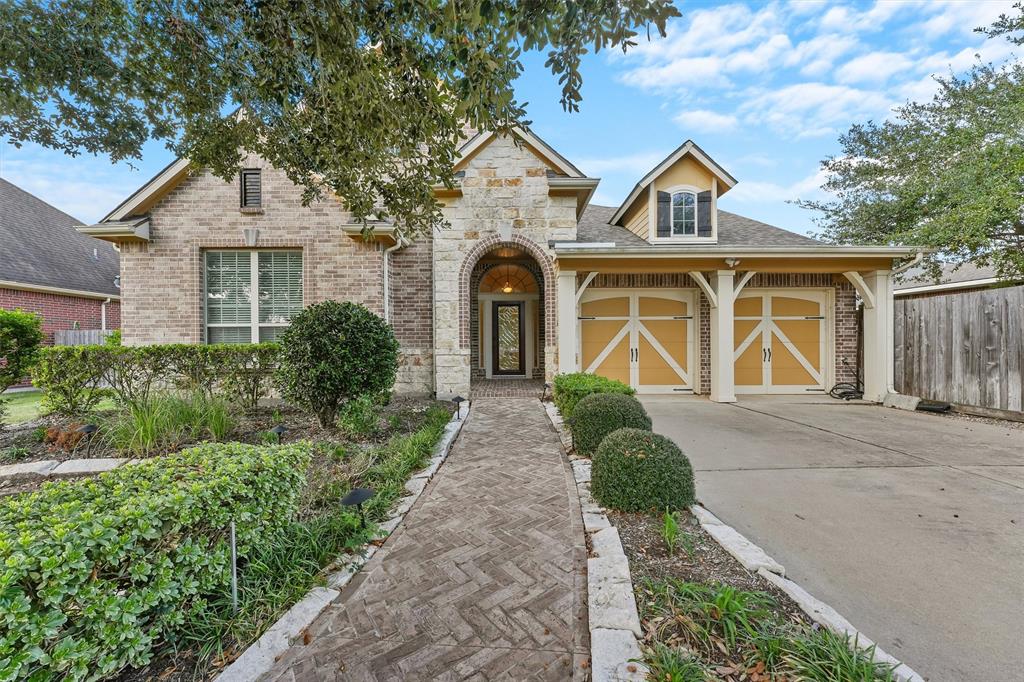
(0, 280), (121, 301)
(551, 244), (924, 258)
(891, 251), (924, 275)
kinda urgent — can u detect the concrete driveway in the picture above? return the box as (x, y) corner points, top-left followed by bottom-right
(641, 395), (1024, 682)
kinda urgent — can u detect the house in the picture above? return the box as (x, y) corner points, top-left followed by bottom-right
(78, 131), (917, 402)
(894, 262), (1017, 298)
(0, 178), (121, 344)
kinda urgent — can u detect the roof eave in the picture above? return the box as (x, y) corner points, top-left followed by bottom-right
(552, 244), (924, 258)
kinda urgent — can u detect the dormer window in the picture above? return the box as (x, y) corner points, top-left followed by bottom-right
(672, 191), (697, 236)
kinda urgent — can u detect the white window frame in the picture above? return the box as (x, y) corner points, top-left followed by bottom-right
(204, 249), (303, 343)
(648, 183), (717, 244)
(671, 189), (697, 236)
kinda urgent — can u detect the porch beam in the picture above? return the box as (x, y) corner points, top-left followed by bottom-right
(688, 271), (718, 308)
(842, 271), (876, 309)
(557, 270), (579, 374)
(710, 270), (737, 403)
(861, 270), (894, 402)
(734, 270), (757, 297)
(575, 271), (598, 303)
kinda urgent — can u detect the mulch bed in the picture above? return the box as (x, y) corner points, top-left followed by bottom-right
(611, 509), (811, 678)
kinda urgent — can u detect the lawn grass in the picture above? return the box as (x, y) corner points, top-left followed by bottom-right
(2, 390), (44, 425)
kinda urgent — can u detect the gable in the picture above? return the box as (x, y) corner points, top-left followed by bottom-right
(453, 128), (585, 178)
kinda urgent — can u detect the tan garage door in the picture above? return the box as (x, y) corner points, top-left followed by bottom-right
(579, 289), (695, 393)
(734, 289), (829, 394)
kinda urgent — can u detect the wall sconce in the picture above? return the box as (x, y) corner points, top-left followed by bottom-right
(725, 257), (741, 268)
(243, 228), (260, 247)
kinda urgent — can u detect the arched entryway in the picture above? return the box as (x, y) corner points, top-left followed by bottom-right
(459, 236), (555, 395)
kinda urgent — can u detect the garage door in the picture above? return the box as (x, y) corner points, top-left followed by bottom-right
(579, 289), (695, 393)
(735, 289), (828, 394)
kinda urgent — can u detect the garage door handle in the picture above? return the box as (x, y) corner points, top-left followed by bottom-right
(578, 316), (596, 320)
(804, 316), (825, 320)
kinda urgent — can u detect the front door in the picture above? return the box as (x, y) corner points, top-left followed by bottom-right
(492, 301), (526, 375)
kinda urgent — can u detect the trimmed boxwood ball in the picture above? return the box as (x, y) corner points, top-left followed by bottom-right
(571, 392), (652, 456)
(591, 428), (696, 512)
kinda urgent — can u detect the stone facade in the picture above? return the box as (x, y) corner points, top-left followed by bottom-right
(433, 135), (577, 398)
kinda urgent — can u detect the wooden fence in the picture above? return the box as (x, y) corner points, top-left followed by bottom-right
(894, 285), (1024, 413)
(54, 329), (113, 346)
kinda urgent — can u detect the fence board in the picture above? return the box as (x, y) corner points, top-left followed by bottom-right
(894, 285), (1024, 413)
(54, 329), (113, 346)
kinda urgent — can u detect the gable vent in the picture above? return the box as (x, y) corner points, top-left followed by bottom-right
(240, 169), (262, 208)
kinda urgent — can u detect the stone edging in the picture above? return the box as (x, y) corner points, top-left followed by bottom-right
(543, 402), (648, 682)
(0, 457), (129, 482)
(690, 505), (924, 682)
(216, 405), (470, 682)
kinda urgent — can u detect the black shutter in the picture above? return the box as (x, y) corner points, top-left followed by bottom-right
(656, 191), (671, 238)
(241, 169), (262, 208)
(697, 191), (712, 237)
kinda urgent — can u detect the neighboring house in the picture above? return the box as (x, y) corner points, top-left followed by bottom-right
(893, 263), (1024, 415)
(0, 178), (121, 344)
(79, 132), (915, 401)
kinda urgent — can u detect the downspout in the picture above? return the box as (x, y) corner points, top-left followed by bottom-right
(382, 237), (410, 324)
(892, 250), (924, 276)
(101, 297), (111, 331)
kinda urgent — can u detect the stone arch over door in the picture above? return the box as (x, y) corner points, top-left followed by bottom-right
(458, 234), (557, 379)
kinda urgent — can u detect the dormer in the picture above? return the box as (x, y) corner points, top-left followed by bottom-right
(609, 140), (737, 244)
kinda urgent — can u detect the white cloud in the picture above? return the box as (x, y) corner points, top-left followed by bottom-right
(574, 151), (665, 177)
(739, 82), (892, 137)
(786, 34), (861, 77)
(836, 51), (916, 84)
(724, 166), (831, 204)
(673, 109), (739, 132)
(818, 1), (916, 34)
(0, 153), (137, 223)
(915, 0), (1015, 39)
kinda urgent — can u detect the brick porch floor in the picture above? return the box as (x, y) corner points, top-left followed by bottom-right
(470, 378), (547, 398)
(262, 398), (587, 681)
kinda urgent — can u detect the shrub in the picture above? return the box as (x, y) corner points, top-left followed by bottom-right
(552, 372), (633, 419)
(570, 392), (651, 456)
(0, 309), (43, 426)
(338, 394), (382, 437)
(32, 344), (280, 417)
(276, 301), (399, 427)
(104, 329), (122, 346)
(102, 391), (237, 455)
(591, 428), (695, 512)
(0, 441), (311, 680)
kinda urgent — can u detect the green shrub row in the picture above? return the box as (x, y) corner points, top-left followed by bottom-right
(552, 372), (634, 419)
(32, 343), (281, 416)
(0, 309), (43, 427)
(0, 441), (311, 680)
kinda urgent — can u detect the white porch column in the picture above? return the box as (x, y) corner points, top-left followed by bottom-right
(862, 269), (894, 402)
(557, 270), (578, 375)
(710, 270), (736, 403)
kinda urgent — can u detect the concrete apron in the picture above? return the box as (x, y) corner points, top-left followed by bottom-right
(640, 394), (1024, 682)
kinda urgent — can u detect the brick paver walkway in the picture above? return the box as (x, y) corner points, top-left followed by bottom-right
(264, 398), (587, 681)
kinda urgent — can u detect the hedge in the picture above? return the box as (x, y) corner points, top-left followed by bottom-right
(552, 372), (634, 419)
(571, 393), (652, 456)
(591, 428), (695, 512)
(0, 441), (310, 680)
(32, 343), (281, 416)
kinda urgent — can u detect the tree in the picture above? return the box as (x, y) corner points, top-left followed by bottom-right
(275, 301), (398, 427)
(797, 5), (1024, 280)
(0, 309), (43, 427)
(0, 0), (678, 238)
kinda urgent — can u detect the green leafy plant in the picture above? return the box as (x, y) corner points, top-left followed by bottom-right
(552, 372), (634, 419)
(276, 301), (399, 427)
(0, 445), (30, 463)
(661, 509), (693, 557)
(784, 629), (897, 681)
(746, 621), (799, 675)
(570, 392), (651, 456)
(104, 329), (122, 346)
(643, 643), (711, 682)
(0, 309), (43, 427)
(103, 391), (237, 455)
(338, 395), (382, 438)
(0, 441), (311, 680)
(591, 428), (695, 512)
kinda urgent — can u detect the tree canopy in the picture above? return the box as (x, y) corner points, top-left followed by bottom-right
(0, 0), (678, 235)
(798, 4), (1024, 280)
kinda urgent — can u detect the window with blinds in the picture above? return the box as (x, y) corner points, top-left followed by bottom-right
(205, 250), (302, 343)
(240, 169), (261, 208)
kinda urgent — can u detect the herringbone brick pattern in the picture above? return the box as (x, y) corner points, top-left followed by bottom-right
(264, 398), (587, 681)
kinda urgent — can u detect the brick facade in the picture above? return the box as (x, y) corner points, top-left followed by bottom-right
(0, 287), (120, 345)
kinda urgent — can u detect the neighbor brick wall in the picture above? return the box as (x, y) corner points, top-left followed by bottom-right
(119, 154), (433, 394)
(584, 272), (858, 393)
(0, 287), (121, 345)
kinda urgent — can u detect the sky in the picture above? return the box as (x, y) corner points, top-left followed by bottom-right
(0, 0), (1019, 235)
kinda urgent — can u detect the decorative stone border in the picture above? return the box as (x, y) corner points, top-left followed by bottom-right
(0, 457), (129, 483)
(543, 401), (647, 682)
(216, 405), (469, 682)
(544, 400), (924, 682)
(690, 505), (924, 682)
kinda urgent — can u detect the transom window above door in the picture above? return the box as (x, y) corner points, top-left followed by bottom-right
(205, 250), (303, 343)
(671, 191), (696, 236)
(479, 264), (538, 294)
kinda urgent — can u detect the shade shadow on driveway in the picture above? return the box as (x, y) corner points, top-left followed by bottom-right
(642, 395), (1024, 682)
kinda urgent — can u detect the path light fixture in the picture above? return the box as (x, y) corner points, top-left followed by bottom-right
(341, 487), (375, 528)
(76, 423), (99, 457)
(451, 396), (466, 419)
(543, 382), (551, 401)
(269, 424), (288, 443)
